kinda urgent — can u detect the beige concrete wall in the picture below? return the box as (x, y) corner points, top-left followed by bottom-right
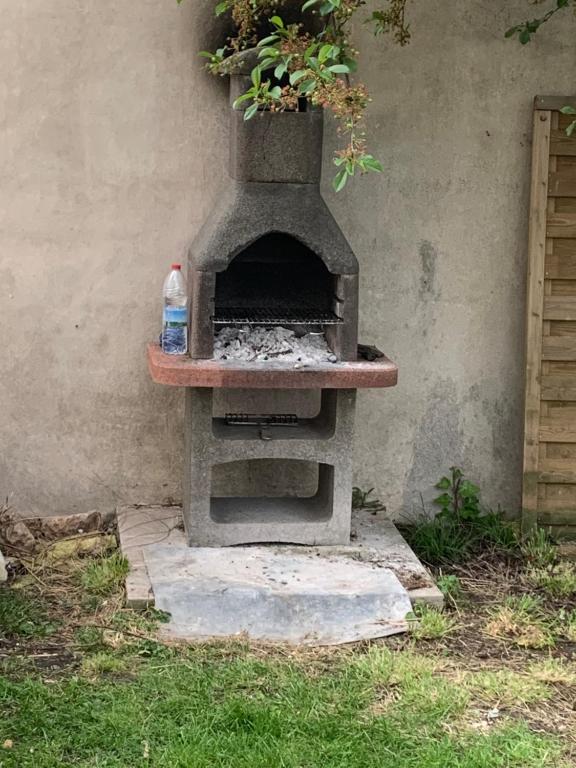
(1, 0), (575, 517)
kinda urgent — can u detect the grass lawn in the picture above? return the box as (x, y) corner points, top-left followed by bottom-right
(0, 533), (575, 767)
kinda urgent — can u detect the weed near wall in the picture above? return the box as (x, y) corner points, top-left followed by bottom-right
(400, 468), (518, 565)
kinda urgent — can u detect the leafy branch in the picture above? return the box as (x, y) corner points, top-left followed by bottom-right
(506, 1), (576, 134)
(188, 0), (413, 190)
(183, 0), (575, 190)
(505, 0), (573, 44)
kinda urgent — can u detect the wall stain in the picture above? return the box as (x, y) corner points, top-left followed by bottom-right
(403, 379), (464, 517)
(418, 240), (441, 301)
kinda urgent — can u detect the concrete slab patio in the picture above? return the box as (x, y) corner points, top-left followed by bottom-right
(144, 544), (413, 645)
(117, 505), (443, 619)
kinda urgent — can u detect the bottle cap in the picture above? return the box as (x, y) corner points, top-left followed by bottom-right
(171, 263), (181, 270)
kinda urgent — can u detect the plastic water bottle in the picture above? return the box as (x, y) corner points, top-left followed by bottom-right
(161, 263), (188, 355)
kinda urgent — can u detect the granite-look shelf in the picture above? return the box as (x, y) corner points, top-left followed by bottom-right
(148, 344), (398, 390)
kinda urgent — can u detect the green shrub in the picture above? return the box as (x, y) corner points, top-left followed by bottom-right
(401, 467), (518, 565)
(436, 574), (462, 602)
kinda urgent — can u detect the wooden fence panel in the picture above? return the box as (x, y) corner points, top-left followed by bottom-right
(523, 97), (576, 538)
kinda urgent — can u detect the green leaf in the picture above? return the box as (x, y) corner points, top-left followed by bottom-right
(269, 86), (282, 99)
(258, 57), (278, 70)
(518, 29), (531, 44)
(460, 482), (480, 497)
(215, 0), (230, 15)
(251, 66), (261, 88)
(289, 69), (307, 86)
(567, 120), (576, 137)
(298, 79), (317, 95)
(560, 105), (576, 115)
(258, 35), (280, 47)
(304, 42), (319, 59)
(504, 26), (518, 38)
(301, 0), (320, 10)
(232, 92), (255, 108)
(333, 168), (348, 192)
(327, 64), (350, 74)
(435, 477), (451, 490)
(243, 103), (259, 121)
(274, 62), (287, 80)
(319, 44), (333, 63)
(270, 15), (284, 28)
(362, 158), (383, 173)
(433, 494), (453, 507)
(342, 57), (357, 73)
(258, 47), (280, 60)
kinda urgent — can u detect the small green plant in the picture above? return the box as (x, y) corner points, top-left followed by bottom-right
(0, 588), (57, 639)
(436, 574), (462, 603)
(81, 652), (129, 679)
(564, 610), (576, 642)
(410, 604), (458, 640)
(508, 594), (544, 614)
(521, 528), (558, 569)
(526, 562), (576, 599)
(434, 467), (482, 522)
(548, 607), (576, 642)
(74, 625), (106, 651)
(400, 516), (475, 564)
(352, 487), (385, 513)
(401, 468), (518, 565)
(80, 552), (129, 597)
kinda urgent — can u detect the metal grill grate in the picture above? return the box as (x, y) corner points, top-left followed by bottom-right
(212, 307), (343, 325)
(225, 413), (299, 427)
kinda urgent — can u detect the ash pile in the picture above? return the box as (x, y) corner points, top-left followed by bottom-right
(213, 326), (338, 364)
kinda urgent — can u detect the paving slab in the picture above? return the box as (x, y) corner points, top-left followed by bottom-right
(117, 505), (442, 608)
(117, 505), (184, 607)
(144, 545), (412, 645)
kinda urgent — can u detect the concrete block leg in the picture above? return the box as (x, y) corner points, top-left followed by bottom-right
(182, 387), (356, 547)
(183, 388), (213, 545)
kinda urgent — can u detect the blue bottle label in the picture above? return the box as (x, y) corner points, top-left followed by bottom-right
(163, 306), (187, 326)
(162, 306), (188, 354)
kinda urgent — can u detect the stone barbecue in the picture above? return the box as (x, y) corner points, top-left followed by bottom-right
(148, 52), (398, 547)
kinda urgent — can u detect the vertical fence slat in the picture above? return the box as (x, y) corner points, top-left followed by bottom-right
(522, 109), (551, 533)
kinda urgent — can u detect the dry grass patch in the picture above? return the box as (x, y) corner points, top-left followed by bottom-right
(525, 562), (576, 598)
(461, 669), (551, 707)
(529, 658), (576, 686)
(484, 596), (555, 649)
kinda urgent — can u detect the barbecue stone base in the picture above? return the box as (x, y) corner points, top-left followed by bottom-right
(183, 387), (356, 546)
(117, 504), (444, 610)
(143, 545), (412, 645)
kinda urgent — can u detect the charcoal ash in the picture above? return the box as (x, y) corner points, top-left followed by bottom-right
(213, 326), (338, 364)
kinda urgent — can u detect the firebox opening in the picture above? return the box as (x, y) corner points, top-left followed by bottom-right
(213, 233), (341, 326)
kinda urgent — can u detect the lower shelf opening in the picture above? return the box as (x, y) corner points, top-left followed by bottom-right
(209, 461), (335, 525)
